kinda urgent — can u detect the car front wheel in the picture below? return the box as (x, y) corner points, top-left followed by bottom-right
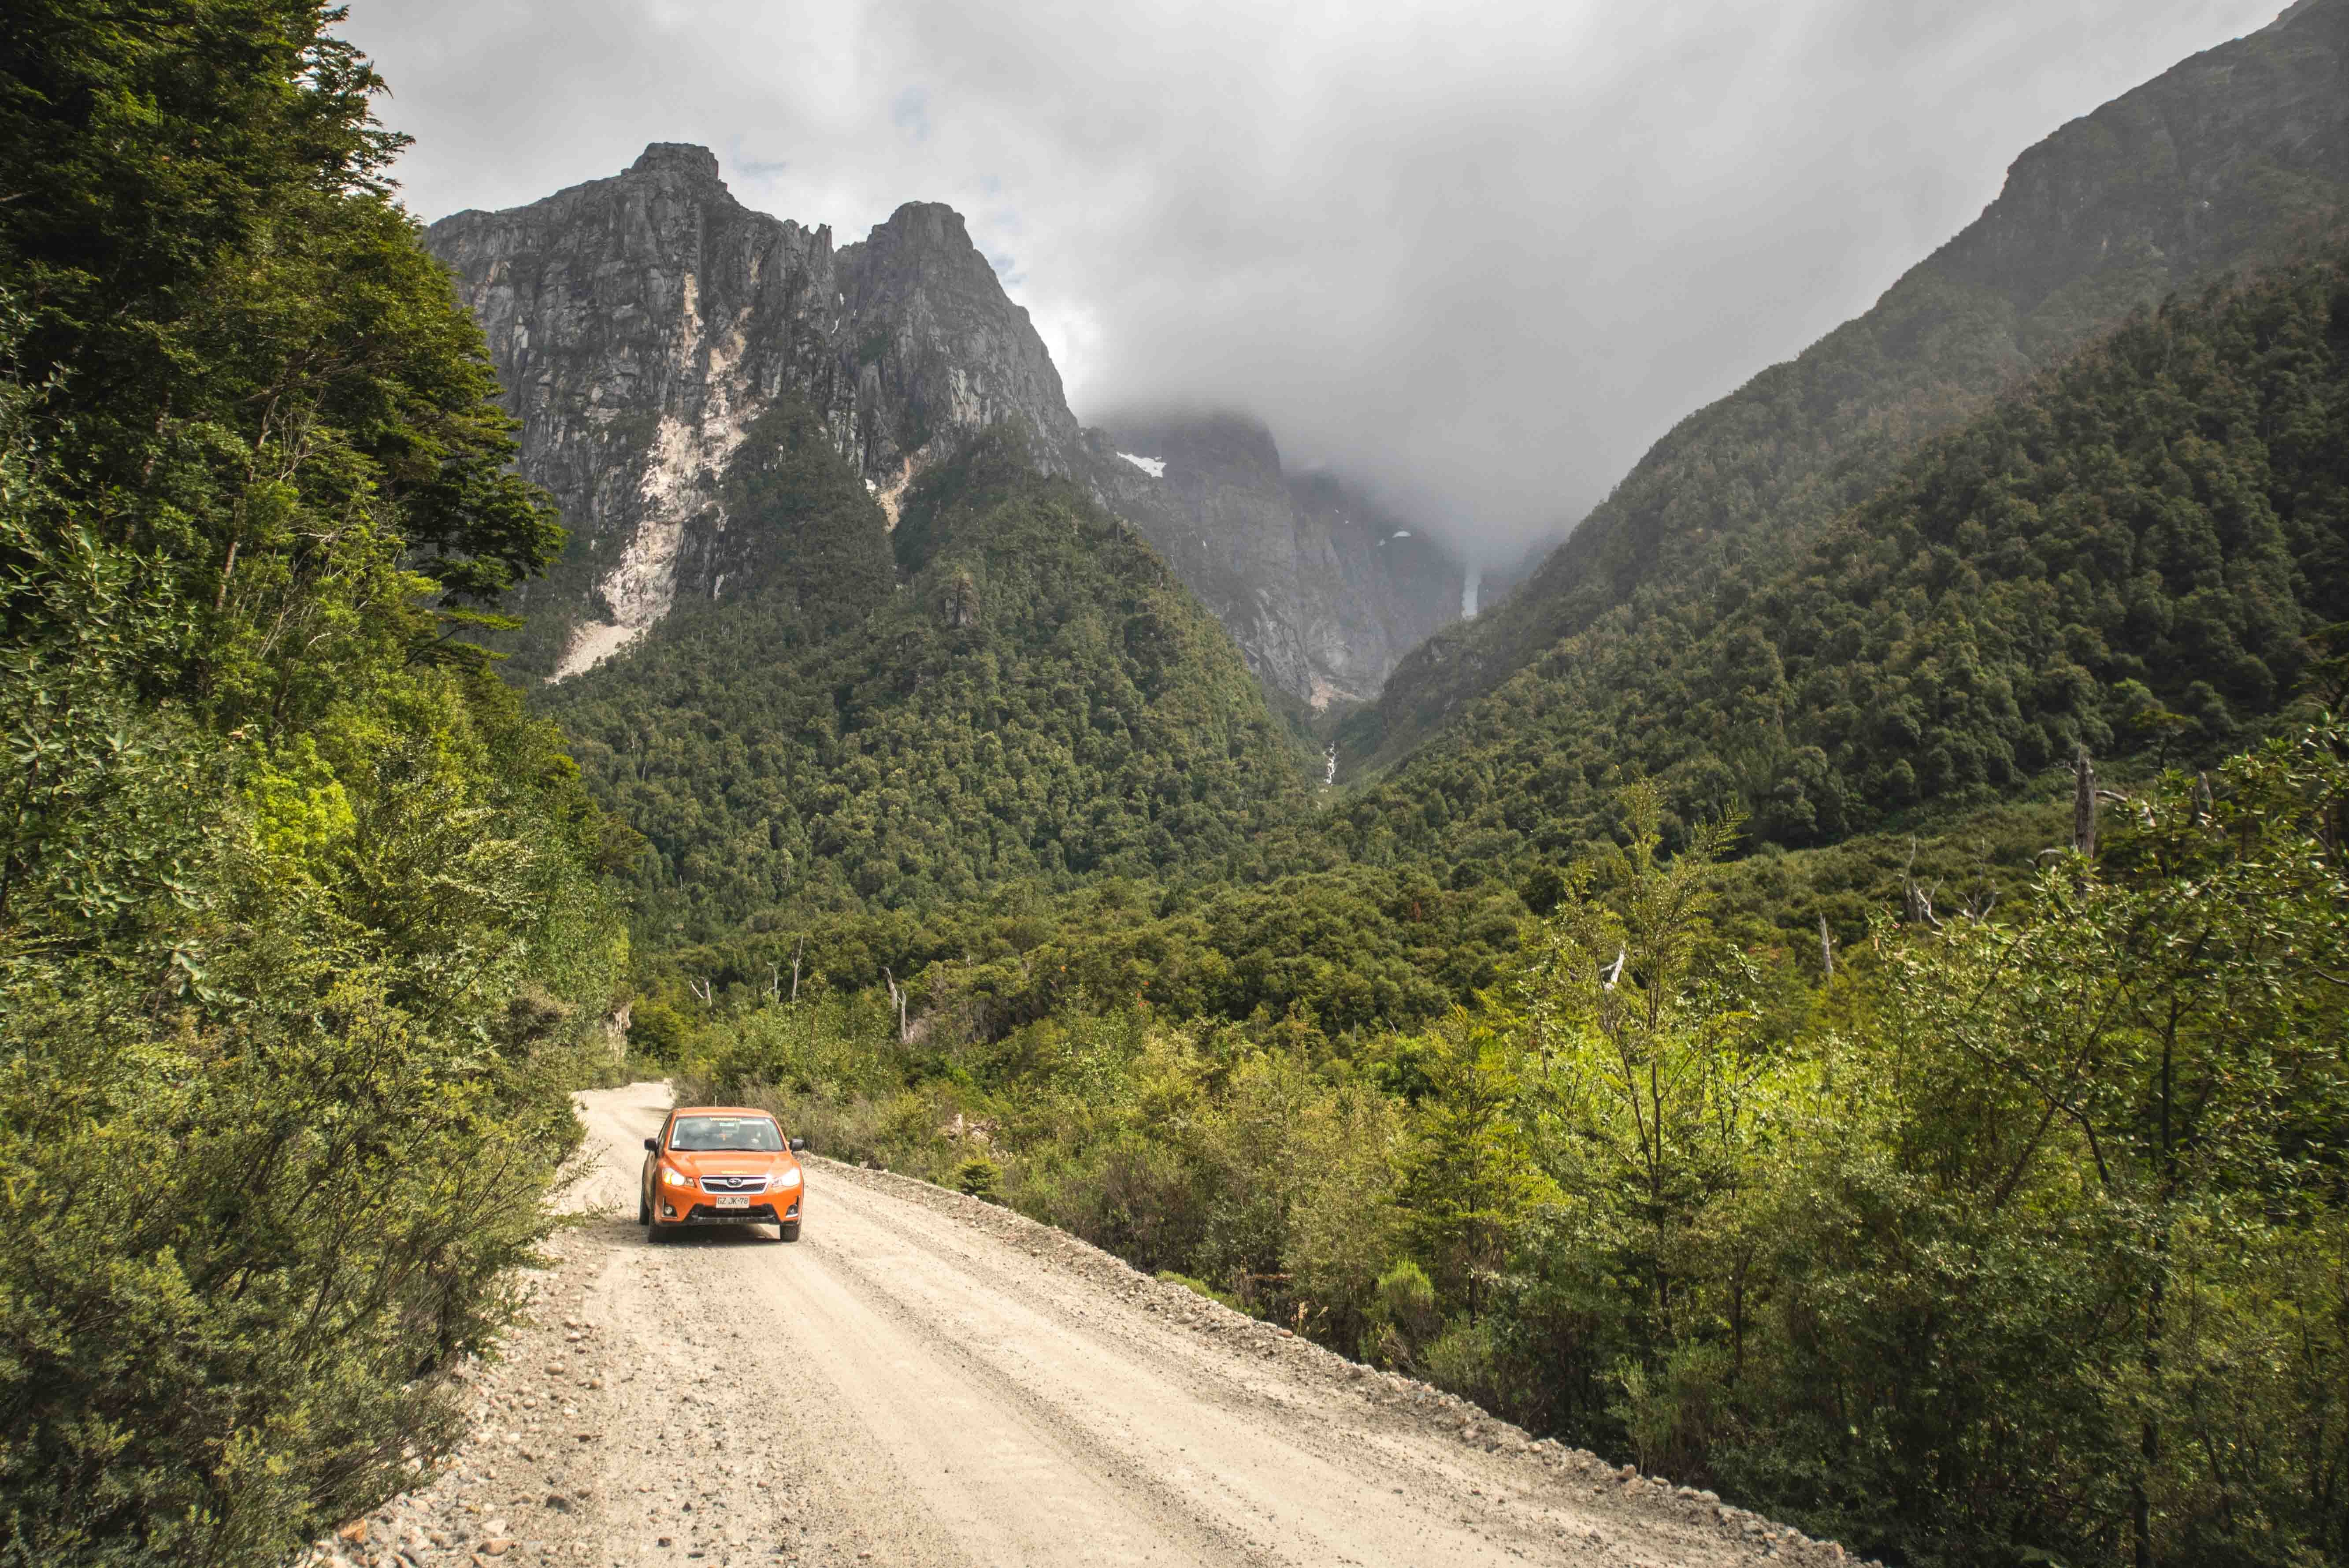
(774, 1221), (801, 1244)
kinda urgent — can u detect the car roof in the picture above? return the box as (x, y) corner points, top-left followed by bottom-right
(670, 1106), (779, 1119)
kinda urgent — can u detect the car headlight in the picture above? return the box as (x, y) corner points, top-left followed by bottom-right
(772, 1167), (803, 1190)
(661, 1167), (694, 1189)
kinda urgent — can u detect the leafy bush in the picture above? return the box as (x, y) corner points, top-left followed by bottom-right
(1156, 1271), (1239, 1311)
(954, 1154), (1004, 1201)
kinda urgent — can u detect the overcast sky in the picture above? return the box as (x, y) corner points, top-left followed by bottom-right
(343, 0), (2286, 564)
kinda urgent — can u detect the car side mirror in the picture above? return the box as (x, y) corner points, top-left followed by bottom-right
(789, 1138), (807, 1154)
(643, 1137), (659, 1152)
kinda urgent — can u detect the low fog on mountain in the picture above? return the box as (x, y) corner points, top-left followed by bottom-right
(350, 0), (2275, 564)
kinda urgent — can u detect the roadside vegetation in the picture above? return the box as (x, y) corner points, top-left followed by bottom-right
(668, 741), (2349, 1568)
(0, 4), (624, 1562)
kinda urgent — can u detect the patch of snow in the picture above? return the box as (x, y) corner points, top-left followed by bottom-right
(1463, 567), (1482, 619)
(1324, 744), (1338, 788)
(1391, 530), (1412, 539)
(1117, 452), (1166, 479)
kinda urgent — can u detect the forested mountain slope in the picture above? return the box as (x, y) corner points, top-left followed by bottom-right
(542, 423), (1314, 938)
(1328, 242), (2349, 871)
(1354, 0), (2349, 773)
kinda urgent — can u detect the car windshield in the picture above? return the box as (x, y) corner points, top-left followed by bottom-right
(668, 1115), (784, 1152)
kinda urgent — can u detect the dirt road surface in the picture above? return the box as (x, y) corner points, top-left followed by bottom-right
(318, 1083), (1852, 1568)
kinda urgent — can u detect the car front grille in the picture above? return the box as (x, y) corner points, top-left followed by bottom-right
(686, 1204), (779, 1224)
(699, 1174), (769, 1194)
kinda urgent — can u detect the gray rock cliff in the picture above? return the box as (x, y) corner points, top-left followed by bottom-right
(1086, 412), (1462, 707)
(426, 144), (1081, 678)
(425, 146), (1433, 699)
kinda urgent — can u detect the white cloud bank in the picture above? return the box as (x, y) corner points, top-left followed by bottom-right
(345, 0), (2286, 561)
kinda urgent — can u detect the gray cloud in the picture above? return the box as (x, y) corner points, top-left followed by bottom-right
(345, 0), (2286, 563)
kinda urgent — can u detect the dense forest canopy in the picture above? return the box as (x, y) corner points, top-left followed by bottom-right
(543, 420), (1314, 939)
(670, 739), (2349, 1568)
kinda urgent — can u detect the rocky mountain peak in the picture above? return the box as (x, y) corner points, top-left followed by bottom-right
(626, 141), (726, 184)
(835, 201), (1084, 489)
(427, 153), (1468, 703)
(1105, 411), (1284, 482)
(859, 200), (977, 256)
(427, 151), (1082, 679)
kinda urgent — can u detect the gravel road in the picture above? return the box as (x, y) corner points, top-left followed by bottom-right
(315, 1082), (1854, 1568)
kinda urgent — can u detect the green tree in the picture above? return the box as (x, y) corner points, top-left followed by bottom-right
(1394, 1010), (1552, 1316)
(1732, 732), (2349, 1566)
(1521, 785), (1780, 1356)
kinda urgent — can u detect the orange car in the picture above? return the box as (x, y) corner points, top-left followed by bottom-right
(640, 1106), (808, 1243)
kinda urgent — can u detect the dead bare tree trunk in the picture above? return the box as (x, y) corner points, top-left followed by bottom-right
(1902, 839), (1942, 929)
(688, 975), (713, 1008)
(1818, 912), (1834, 982)
(882, 966), (909, 1044)
(2074, 747), (2097, 858)
(790, 934), (804, 1005)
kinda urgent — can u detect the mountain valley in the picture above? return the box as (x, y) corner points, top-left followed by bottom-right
(7, 5), (2349, 1568)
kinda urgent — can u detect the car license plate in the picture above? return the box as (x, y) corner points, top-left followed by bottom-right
(716, 1195), (749, 1209)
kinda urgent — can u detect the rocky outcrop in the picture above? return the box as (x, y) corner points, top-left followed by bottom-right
(1086, 412), (1462, 706)
(425, 145), (1080, 678)
(426, 146), (1440, 699)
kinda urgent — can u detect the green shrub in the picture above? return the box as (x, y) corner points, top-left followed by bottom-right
(954, 1155), (1004, 1201)
(1156, 1271), (1241, 1311)
(1423, 1320), (1503, 1407)
(628, 999), (693, 1064)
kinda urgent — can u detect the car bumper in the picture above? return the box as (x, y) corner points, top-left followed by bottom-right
(656, 1194), (803, 1226)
